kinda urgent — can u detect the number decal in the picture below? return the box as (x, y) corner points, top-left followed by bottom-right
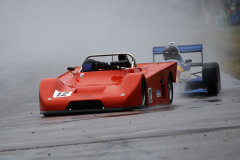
(156, 90), (161, 98)
(148, 88), (152, 103)
(53, 90), (72, 98)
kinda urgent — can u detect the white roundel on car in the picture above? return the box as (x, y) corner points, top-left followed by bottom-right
(148, 88), (152, 103)
(53, 90), (72, 98)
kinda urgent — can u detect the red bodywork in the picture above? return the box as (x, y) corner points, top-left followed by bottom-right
(39, 61), (176, 115)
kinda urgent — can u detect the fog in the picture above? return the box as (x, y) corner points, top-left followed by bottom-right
(0, 0), (229, 114)
(1, 0), (216, 65)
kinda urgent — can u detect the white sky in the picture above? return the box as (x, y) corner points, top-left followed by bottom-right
(0, 0), (218, 68)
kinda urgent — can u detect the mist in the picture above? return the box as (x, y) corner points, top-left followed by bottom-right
(0, 0), (230, 114)
(0, 0), (217, 65)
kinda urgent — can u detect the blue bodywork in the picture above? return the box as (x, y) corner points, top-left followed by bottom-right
(153, 44), (206, 95)
(183, 88), (207, 94)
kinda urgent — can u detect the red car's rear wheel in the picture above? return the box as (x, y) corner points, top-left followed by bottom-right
(168, 75), (173, 104)
(141, 79), (147, 107)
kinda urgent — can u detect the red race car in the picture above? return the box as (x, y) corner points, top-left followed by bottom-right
(39, 53), (177, 116)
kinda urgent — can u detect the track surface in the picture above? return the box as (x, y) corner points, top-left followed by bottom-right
(0, 73), (240, 160)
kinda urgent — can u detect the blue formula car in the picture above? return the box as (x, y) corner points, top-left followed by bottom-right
(153, 43), (221, 96)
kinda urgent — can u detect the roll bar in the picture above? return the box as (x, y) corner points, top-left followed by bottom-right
(85, 53), (137, 68)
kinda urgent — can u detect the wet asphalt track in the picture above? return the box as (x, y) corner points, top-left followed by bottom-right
(0, 72), (240, 160)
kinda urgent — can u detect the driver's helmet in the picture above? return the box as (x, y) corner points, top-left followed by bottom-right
(118, 54), (128, 61)
(118, 54), (131, 68)
(82, 59), (97, 72)
(163, 42), (181, 61)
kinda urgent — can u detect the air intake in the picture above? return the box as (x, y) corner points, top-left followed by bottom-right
(66, 100), (104, 110)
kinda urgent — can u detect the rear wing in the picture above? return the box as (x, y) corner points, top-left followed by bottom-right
(153, 44), (203, 67)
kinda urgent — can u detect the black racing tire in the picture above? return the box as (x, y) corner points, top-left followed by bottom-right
(168, 75), (173, 104)
(202, 62), (221, 96)
(141, 79), (147, 107)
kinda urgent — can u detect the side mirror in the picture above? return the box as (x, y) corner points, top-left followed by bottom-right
(185, 59), (192, 63)
(67, 67), (75, 71)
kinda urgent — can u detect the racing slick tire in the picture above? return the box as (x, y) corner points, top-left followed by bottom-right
(141, 79), (147, 107)
(202, 62), (221, 96)
(168, 74), (174, 104)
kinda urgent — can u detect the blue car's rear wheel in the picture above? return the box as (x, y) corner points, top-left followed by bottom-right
(203, 62), (221, 96)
